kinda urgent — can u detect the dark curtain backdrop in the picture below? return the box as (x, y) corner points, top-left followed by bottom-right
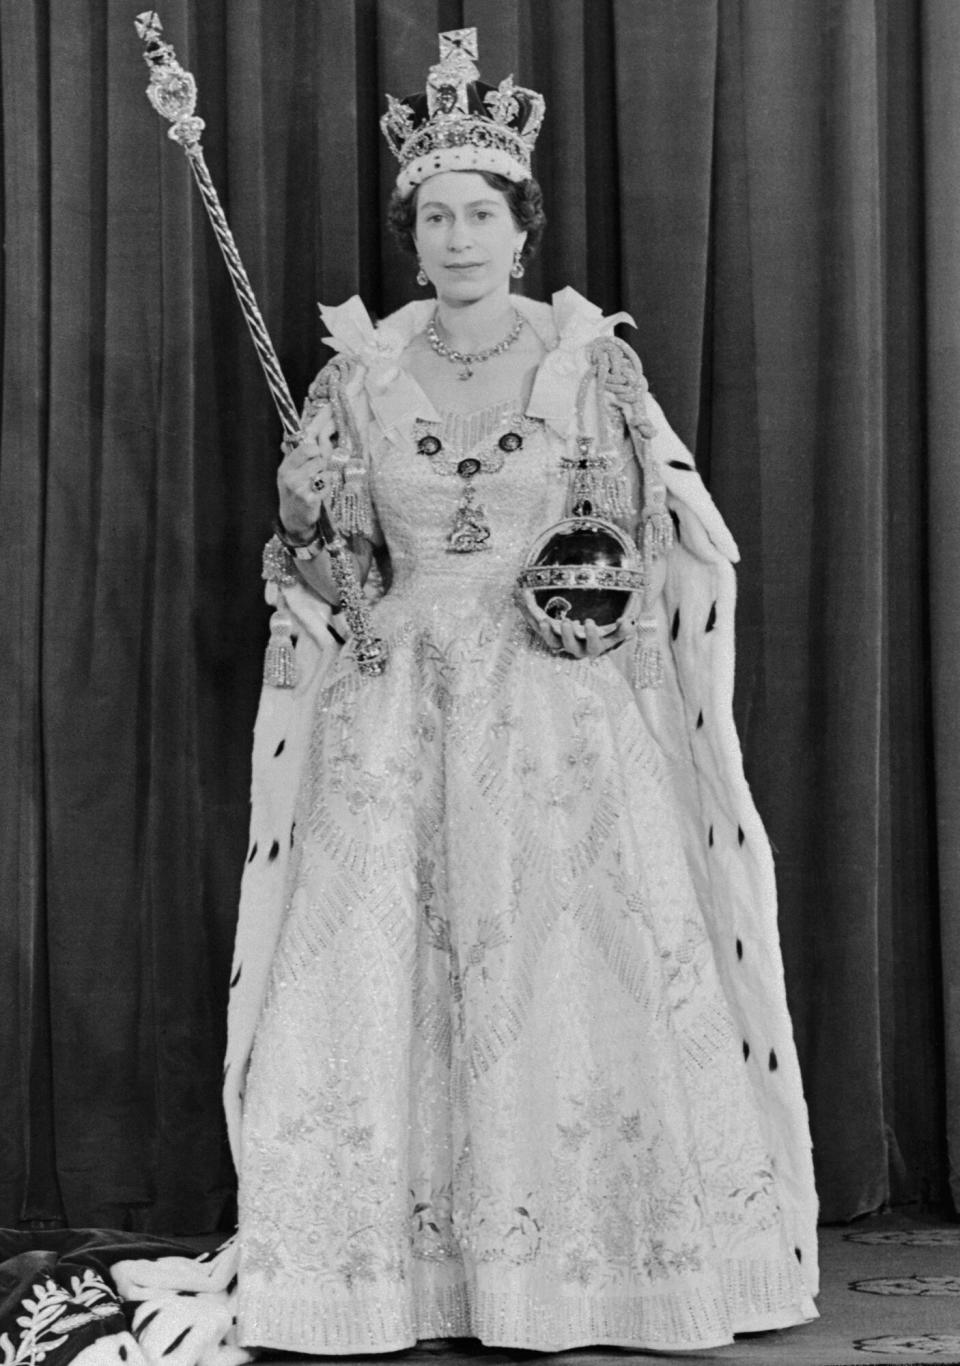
(1, 0), (958, 1234)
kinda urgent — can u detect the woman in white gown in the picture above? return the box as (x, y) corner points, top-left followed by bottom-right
(224, 29), (819, 1355)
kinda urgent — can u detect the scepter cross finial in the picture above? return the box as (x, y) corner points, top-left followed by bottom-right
(135, 10), (204, 147)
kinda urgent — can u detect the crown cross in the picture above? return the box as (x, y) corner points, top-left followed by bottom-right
(439, 29), (478, 63)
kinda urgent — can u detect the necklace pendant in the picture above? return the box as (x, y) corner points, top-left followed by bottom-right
(447, 482), (491, 552)
(458, 364), (473, 380)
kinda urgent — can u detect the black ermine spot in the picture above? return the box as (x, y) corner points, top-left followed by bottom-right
(163, 1327), (192, 1356)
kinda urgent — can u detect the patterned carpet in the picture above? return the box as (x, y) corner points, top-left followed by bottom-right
(275, 1215), (960, 1366)
(635, 1216), (960, 1366)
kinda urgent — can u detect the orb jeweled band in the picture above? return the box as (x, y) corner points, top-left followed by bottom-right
(518, 563), (646, 593)
(381, 29), (545, 196)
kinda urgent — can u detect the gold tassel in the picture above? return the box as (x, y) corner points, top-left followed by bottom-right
(263, 589), (297, 689)
(332, 460), (375, 539)
(594, 467), (631, 519)
(634, 620), (663, 690)
(642, 504), (674, 559)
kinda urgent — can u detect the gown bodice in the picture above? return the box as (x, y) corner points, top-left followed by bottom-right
(369, 399), (565, 635)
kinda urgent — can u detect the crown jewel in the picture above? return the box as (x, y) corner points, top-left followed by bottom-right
(381, 29), (545, 196)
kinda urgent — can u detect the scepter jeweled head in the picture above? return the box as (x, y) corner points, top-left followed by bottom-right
(135, 10), (205, 149)
(381, 29), (545, 197)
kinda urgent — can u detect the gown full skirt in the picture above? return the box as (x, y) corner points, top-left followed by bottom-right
(235, 403), (814, 1353)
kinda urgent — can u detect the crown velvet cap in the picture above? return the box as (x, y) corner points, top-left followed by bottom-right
(381, 29), (545, 196)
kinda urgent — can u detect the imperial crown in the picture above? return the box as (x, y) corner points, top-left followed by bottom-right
(381, 29), (545, 196)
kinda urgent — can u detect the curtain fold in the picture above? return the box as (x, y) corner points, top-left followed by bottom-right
(0, 0), (59, 1226)
(1, 0), (956, 1232)
(922, 0), (960, 1215)
(612, 0), (717, 444)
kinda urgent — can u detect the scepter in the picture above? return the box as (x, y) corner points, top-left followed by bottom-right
(134, 11), (386, 679)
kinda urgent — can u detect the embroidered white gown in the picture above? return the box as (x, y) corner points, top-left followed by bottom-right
(235, 344), (815, 1353)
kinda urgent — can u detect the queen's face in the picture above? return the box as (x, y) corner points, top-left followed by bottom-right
(413, 171), (525, 306)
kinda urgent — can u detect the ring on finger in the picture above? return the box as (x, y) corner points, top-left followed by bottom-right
(311, 473), (325, 492)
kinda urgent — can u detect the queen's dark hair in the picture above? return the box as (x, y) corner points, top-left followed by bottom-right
(386, 171), (546, 266)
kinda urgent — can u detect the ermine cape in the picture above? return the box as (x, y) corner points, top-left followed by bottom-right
(113, 289), (817, 1364)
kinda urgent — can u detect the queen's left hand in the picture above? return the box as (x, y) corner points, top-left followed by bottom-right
(520, 589), (638, 658)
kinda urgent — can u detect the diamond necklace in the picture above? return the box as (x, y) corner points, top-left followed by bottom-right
(427, 308), (525, 380)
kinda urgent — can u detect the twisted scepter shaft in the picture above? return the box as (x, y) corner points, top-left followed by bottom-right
(134, 11), (386, 678)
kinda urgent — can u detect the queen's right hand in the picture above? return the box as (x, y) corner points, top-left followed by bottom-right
(277, 410), (338, 538)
